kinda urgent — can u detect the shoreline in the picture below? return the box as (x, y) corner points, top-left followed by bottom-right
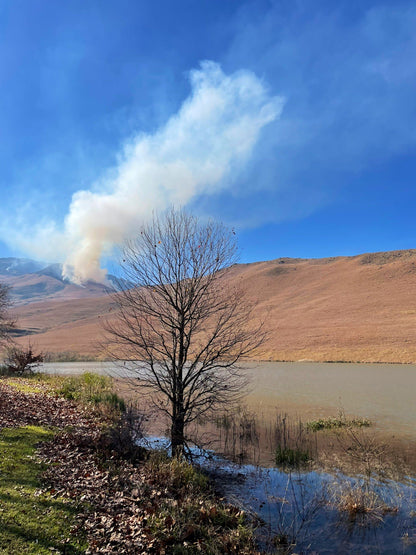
(42, 356), (416, 366)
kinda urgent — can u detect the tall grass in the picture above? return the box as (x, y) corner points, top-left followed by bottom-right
(331, 481), (398, 521)
(268, 412), (315, 469)
(275, 446), (310, 467)
(210, 407), (383, 475)
(214, 407), (260, 464)
(57, 372), (126, 412)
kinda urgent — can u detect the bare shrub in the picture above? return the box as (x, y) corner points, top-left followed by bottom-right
(3, 344), (44, 375)
(104, 402), (148, 462)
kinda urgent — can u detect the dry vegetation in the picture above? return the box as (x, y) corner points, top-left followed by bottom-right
(9, 249), (416, 363)
(0, 375), (258, 554)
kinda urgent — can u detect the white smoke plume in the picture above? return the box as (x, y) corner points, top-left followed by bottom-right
(10, 62), (283, 283)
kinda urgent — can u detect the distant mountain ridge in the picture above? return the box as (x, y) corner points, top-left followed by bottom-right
(0, 257), (118, 305)
(0, 257), (48, 276)
(3, 249), (416, 363)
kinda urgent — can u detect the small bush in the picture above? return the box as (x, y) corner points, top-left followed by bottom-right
(100, 403), (148, 462)
(0, 364), (10, 376)
(98, 392), (126, 412)
(2, 344), (44, 375)
(147, 452), (209, 493)
(58, 372), (108, 400)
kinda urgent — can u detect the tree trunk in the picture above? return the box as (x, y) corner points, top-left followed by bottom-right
(171, 407), (185, 458)
(171, 358), (185, 458)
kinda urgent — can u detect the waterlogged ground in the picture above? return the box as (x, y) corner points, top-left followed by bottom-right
(206, 463), (416, 554)
(142, 436), (416, 554)
(41, 361), (416, 553)
(225, 468), (416, 554)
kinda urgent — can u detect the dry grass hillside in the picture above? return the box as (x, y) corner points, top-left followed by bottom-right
(10, 249), (416, 363)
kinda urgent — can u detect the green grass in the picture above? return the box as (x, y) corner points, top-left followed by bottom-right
(1, 373), (65, 392)
(275, 445), (310, 467)
(57, 372), (125, 411)
(305, 416), (372, 432)
(0, 426), (87, 554)
(1, 372), (126, 413)
(2, 381), (46, 394)
(147, 451), (209, 492)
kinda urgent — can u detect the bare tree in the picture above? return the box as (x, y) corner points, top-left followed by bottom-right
(105, 208), (264, 457)
(0, 283), (15, 349)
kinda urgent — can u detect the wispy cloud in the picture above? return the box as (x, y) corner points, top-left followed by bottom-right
(1, 62), (282, 282)
(224, 2), (416, 197)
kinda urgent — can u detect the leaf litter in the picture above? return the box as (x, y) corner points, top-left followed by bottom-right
(0, 378), (258, 554)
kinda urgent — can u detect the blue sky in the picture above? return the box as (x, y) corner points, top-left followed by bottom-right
(1, 0), (415, 279)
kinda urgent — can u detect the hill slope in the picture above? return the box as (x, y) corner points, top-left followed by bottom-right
(0, 258), (114, 305)
(5, 250), (416, 363)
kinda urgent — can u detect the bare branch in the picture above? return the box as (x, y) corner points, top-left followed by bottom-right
(103, 208), (264, 457)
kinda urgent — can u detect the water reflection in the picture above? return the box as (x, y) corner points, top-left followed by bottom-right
(140, 436), (416, 554)
(41, 361), (416, 553)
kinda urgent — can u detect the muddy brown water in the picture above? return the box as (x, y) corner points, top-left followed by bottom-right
(41, 361), (416, 437)
(41, 361), (416, 553)
(42, 361), (416, 461)
(240, 361), (416, 440)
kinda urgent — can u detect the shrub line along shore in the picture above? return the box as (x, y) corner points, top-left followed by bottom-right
(0, 374), (258, 554)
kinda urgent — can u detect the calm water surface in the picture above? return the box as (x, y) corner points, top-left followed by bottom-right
(41, 361), (416, 553)
(242, 362), (416, 440)
(41, 360), (416, 440)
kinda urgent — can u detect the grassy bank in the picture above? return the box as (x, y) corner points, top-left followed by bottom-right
(0, 425), (87, 554)
(0, 374), (257, 554)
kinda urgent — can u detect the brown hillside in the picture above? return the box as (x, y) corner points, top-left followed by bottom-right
(11, 249), (416, 363)
(0, 273), (110, 305)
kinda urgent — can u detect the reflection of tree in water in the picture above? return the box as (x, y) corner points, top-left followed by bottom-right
(189, 408), (416, 554)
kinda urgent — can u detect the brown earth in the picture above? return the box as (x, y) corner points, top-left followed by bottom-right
(10, 249), (416, 363)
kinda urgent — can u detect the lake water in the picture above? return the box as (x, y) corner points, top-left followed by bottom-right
(41, 360), (416, 553)
(242, 361), (416, 439)
(41, 360), (416, 442)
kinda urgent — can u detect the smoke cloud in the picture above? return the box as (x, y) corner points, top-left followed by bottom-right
(10, 62), (283, 283)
